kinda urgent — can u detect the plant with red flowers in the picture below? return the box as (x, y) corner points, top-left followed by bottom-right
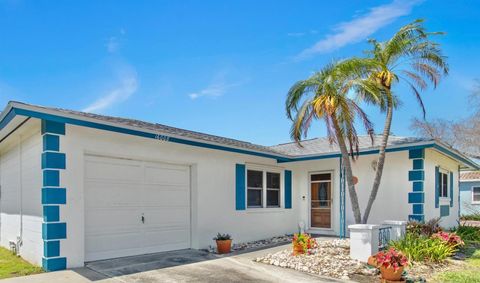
(292, 233), (317, 255)
(376, 248), (409, 271)
(431, 231), (464, 248)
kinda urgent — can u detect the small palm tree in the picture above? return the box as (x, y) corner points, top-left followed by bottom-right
(361, 19), (449, 223)
(286, 59), (379, 224)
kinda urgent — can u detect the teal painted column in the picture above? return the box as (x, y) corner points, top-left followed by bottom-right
(408, 149), (425, 222)
(41, 120), (67, 271)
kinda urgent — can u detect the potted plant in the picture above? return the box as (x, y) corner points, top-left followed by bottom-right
(292, 233), (317, 256)
(375, 248), (408, 281)
(213, 233), (232, 254)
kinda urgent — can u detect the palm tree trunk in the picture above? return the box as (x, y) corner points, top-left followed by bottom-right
(332, 116), (362, 224)
(362, 90), (393, 224)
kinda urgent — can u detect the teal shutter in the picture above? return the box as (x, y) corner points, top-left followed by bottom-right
(235, 164), (246, 210)
(435, 166), (440, 208)
(449, 171), (454, 207)
(284, 170), (292, 209)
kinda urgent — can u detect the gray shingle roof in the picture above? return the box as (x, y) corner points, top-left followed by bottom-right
(269, 135), (432, 156)
(9, 101), (433, 158)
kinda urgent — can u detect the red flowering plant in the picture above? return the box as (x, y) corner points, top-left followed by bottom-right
(375, 248), (409, 271)
(292, 233), (318, 255)
(431, 231), (464, 248)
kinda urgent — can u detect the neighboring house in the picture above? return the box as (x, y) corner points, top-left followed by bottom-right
(0, 101), (477, 271)
(460, 171), (480, 216)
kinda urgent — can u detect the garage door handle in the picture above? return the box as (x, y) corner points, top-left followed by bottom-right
(141, 215), (145, 224)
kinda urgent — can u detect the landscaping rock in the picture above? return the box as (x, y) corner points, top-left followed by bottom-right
(208, 234), (293, 253)
(254, 239), (365, 280)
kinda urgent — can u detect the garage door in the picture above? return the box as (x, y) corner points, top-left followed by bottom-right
(84, 155), (191, 262)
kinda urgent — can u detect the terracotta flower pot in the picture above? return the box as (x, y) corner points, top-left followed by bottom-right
(380, 265), (404, 281)
(292, 244), (305, 256)
(367, 255), (378, 267)
(216, 239), (232, 254)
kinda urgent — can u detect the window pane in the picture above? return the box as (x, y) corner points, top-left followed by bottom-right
(267, 172), (280, 189)
(474, 187), (480, 194)
(267, 190), (279, 207)
(247, 189), (262, 207)
(474, 194), (480, 202)
(247, 170), (263, 188)
(474, 187), (480, 202)
(311, 173), (331, 182)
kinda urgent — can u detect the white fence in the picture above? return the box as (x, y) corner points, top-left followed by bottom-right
(348, 220), (406, 262)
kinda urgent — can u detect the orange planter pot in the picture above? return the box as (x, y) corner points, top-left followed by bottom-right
(367, 255), (378, 267)
(292, 244), (305, 256)
(380, 265), (404, 281)
(216, 240), (232, 254)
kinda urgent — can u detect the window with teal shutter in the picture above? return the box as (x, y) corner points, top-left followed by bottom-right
(235, 164), (246, 210)
(449, 171), (453, 207)
(435, 166), (439, 208)
(284, 170), (292, 209)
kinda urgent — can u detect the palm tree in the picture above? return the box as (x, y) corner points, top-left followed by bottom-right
(286, 59), (379, 224)
(361, 19), (449, 223)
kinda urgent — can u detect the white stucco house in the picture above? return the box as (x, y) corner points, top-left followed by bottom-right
(0, 101), (478, 271)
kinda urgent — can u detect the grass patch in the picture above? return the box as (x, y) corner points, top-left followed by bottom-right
(0, 248), (43, 279)
(434, 246), (480, 283)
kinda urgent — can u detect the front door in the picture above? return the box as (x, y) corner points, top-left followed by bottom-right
(310, 172), (332, 228)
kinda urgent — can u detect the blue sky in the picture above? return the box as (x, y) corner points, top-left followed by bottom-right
(0, 0), (478, 146)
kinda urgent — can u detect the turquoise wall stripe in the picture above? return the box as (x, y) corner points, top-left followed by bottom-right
(43, 206), (60, 222)
(41, 152), (66, 169)
(435, 166), (440, 208)
(284, 170), (292, 209)
(409, 148), (425, 159)
(44, 241), (60, 258)
(41, 120), (65, 135)
(235, 164), (246, 210)
(408, 192), (424, 204)
(42, 257), (66, 272)
(43, 134), (60, 152)
(413, 159), (424, 170)
(450, 171), (454, 207)
(440, 205), (450, 217)
(409, 215), (424, 222)
(41, 188), (66, 205)
(43, 170), (60, 187)
(413, 182), (424, 192)
(412, 204), (424, 214)
(409, 170), (424, 181)
(42, 223), (66, 240)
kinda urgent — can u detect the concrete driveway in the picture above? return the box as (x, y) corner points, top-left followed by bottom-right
(1, 241), (347, 283)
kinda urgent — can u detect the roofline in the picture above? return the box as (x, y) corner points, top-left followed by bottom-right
(0, 101), (478, 169)
(460, 179), (480, 182)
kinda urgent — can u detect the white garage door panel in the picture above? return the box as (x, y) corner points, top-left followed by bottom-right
(85, 155), (191, 262)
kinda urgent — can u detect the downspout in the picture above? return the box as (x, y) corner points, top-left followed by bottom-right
(17, 135), (23, 254)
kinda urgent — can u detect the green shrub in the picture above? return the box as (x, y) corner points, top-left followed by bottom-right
(389, 233), (456, 263)
(452, 224), (480, 243)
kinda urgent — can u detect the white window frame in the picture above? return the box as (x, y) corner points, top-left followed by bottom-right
(246, 165), (283, 210)
(438, 168), (449, 200)
(472, 186), (480, 204)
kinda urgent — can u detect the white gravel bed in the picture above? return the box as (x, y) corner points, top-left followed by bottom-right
(254, 239), (371, 280)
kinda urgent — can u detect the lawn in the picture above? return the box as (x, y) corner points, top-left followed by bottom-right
(0, 248), (43, 279)
(434, 245), (480, 283)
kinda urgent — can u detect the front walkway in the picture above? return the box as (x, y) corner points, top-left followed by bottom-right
(1, 238), (348, 283)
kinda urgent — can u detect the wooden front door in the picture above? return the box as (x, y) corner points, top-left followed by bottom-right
(310, 173), (332, 228)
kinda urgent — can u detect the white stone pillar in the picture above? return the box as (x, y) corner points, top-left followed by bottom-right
(348, 224), (380, 262)
(383, 220), (407, 241)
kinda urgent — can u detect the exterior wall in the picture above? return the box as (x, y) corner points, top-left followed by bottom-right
(424, 149), (460, 228)
(61, 124), (299, 268)
(346, 151), (412, 227)
(460, 181), (480, 215)
(0, 122), (43, 266)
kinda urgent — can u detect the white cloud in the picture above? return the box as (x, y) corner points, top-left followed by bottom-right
(83, 66), (138, 113)
(188, 72), (244, 100)
(295, 0), (423, 60)
(106, 37), (119, 53)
